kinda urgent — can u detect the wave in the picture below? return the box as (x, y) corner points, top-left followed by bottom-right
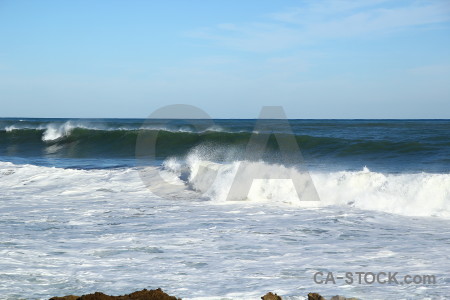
(1, 120), (225, 137)
(152, 151), (449, 217)
(1, 121), (446, 162)
(41, 121), (83, 141)
(0, 121), (231, 158)
(2, 159), (449, 218)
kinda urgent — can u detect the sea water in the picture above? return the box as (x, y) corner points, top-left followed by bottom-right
(0, 118), (449, 299)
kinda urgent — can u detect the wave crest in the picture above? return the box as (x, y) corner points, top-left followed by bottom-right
(41, 122), (77, 142)
(161, 151), (450, 217)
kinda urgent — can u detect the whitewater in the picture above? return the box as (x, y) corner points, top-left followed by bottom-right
(1, 118), (449, 299)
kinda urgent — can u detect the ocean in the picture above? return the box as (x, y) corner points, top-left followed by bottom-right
(1, 118), (449, 299)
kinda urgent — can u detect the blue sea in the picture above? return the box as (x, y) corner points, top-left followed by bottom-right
(1, 118), (449, 299)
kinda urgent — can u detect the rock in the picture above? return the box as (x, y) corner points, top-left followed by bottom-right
(261, 292), (282, 300)
(78, 292), (111, 300)
(308, 293), (326, 300)
(330, 296), (359, 300)
(50, 288), (180, 300)
(50, 289), (359, 300)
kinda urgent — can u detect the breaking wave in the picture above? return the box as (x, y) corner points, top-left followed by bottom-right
(1, 159), (449, 218)
(2, 121), (448, 166)
(146, 148), (450, 218)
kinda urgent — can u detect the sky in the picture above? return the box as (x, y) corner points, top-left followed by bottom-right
(0, 0), (449, 118)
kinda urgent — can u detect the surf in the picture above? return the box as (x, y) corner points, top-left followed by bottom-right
(155, 150), (450, 218)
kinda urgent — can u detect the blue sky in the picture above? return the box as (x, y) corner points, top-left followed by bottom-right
(0, 0), (449, 118)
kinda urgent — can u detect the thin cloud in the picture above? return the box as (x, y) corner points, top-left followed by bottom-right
(187, 0), (450, 52)
(187, 23), (302, 52)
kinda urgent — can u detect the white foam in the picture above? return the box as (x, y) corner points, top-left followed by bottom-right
(38, 121), (110, 141)
(1, 161), (449, 299)
(5, 125), (18, 132)
(139, 125), (225, 133)
(2, 121), (227, 137)
(163, 153), (450, 218)
(313, 168), (450, 218)
(2, 158), (449, 218)
(41, 122), (75, 142)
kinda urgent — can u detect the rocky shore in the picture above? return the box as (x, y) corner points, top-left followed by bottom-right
(50, 289), (359, 300)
